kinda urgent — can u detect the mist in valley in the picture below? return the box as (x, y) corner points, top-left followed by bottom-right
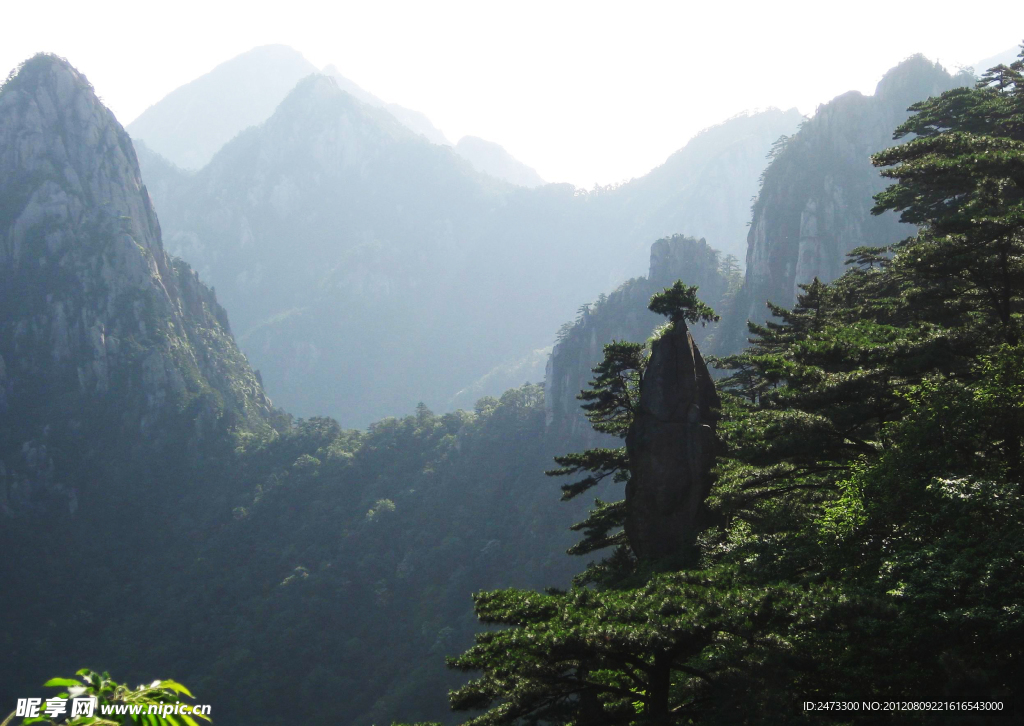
(2, 4), (1023, 724)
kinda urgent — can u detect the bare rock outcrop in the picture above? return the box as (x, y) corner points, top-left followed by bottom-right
(729, 55), (973, 355)
(624, 319), (719, 561)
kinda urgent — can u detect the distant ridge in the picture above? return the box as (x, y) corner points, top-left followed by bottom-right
(127, 44), (457, 169)
(128, 45), (318, 169)
(139, 71), (802, 426)
(321, 63), (451, 145)
(455, 135), (546, 188)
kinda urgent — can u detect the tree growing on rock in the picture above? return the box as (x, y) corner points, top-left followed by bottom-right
(446, 283), (731, 723)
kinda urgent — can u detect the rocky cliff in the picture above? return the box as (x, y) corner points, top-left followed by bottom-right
(734, 56), (973, 346)
(0, 54), (270, 516)
(625, 315), (719, 561)
(545, 235), (735, 442)
(139, 74), (527, 426)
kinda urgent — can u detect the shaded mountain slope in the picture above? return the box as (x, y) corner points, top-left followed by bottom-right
(0, 54), (592, 726)
(606, 107), (804, 264)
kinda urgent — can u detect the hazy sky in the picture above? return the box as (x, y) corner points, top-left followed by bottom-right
(2, 1), (1021, 187)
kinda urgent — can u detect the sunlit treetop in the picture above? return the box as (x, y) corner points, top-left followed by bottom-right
(648, 281), (720, 327)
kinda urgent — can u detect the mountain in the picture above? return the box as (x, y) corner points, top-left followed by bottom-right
(447, 345), (551, 410)
(139, 74), (544, 427)
(321, 63), (451, 145)
(127, 46), (454, 170)
(4, 48), (1007, 726)
(604, 108), (804, 265)
(0, 54), (271, 517)
(140, 84), (798, 427)
(725, 55), (974, 351)
(972, 45), (1022, 74)
(0, 58), (782, 721)
(127, 45), (318, 170)
(0, 54), (588, 726)
(454, 135), (546, 187)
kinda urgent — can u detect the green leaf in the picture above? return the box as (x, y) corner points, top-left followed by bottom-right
(155, 681), (193, 698)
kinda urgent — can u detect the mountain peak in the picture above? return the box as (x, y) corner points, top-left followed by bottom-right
(126, 45), (318, 169)
(873, 53), (969, 108)
(319, 64), (452, 145)
(1, 52), (155, 253)
(260, 72), (414, 145)
(1, 55), (271, 514)
(2, 52), (89, 92)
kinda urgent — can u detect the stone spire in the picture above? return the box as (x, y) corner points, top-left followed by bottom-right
(624, 319), (719, 561)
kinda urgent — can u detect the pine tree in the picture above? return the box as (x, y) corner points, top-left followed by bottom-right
(447, 285), (747, 723)
(441, 48), (1024, 724)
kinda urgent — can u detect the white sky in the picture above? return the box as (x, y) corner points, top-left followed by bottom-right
(2, 1), (1021, 187)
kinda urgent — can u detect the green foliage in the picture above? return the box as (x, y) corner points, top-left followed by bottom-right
(647, 281), (720, 328)
(1, 382), (586, 726)
(8, 49), (1024, 726)
(453, 283), (735, 720)
(549, 340), (645, 586)
(366, 497), (397, 521)
(575, 342), (647, 438)
(442, 48), (1024, 724)
(548, 283), (719, 585)
(3, 670), (209, 726)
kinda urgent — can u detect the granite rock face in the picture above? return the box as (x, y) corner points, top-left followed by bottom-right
(624, 319), (719, 561)
(0, 55), (270, 516)
(736, 56), (972, 345)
